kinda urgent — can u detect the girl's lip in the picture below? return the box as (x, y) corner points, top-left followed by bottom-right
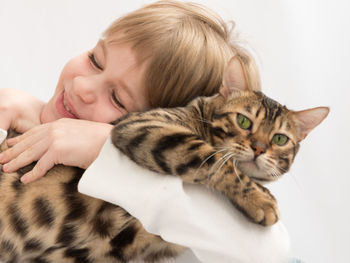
(56, 92), (79, 119)
(63, 92), (79, 117)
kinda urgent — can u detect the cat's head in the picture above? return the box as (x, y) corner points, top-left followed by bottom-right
(209, 57), (329, 183)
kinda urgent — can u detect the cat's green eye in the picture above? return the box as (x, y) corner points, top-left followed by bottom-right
(272, 134), (289, 146)
(236, 114), (252, 130)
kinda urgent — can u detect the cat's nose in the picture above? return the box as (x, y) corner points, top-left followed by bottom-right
(251, 144), (266, 156)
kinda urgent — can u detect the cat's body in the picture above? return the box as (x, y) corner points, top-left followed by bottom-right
(0, 161), (184, 263)
(0, 59), (329, 262)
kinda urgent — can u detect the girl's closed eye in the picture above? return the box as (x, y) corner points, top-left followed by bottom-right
(111, 90), (127, 111)
(88, 52), (103, 71)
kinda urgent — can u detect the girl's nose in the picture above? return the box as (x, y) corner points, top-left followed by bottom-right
(72, 76), (98, 104)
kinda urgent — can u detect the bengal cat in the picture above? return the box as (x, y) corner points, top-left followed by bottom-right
(0, 58), (329, 262)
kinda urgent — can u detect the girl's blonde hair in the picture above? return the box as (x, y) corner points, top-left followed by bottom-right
(103, 0), (261, 108)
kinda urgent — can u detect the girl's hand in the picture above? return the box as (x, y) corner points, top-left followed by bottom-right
(0, 88), (44, 133)
(0, 118), (113, 183)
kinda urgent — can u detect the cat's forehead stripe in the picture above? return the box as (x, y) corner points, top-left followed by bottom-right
(255, 107), (261, 117)
(278, 118), (283, 129)
(286, 122), (291, 130)
(261, 95), (283, 122)
(244, 105), (252, 114)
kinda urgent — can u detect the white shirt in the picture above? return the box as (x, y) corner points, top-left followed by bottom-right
(78, 137), (290, 263)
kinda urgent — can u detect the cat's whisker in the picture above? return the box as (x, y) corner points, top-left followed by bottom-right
(271, 167), (282, 177)
(271, 165), (303, 191)
(285, 170), (303, 192)
(206, 157), (225, 181)
(272, 171), (280, 178)
(276, 165), (288, 173)
(232, 159), (242, 184)
(209, 151), (233, 176)
(202, 148), (227, 167)
(264, 156), (275, 166)
(292, 173), (303, 192)
(194, 148), (228, 179)
(209, 151), (231, 175)
(261, 164), (280, 180)
(211, 152), (235, 180)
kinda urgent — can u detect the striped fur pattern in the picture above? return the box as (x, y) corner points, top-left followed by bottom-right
(0, 83), (327, 262)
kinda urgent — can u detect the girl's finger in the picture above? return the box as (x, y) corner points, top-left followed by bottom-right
(6, 136), (19, 146)
(20, 151), (55, 184)
(0, 129), (46, 163)
(2, 140), (48, 173)
(6, 130), (31, 146)
(6, 124), (46, 146)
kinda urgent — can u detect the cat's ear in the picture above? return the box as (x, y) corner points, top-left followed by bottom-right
(293, 107), (330, 140)
(220, 56), (248, 98)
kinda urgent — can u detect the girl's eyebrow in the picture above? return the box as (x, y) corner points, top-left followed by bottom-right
(98, 39), (107, 57)
(96, 39), (107, 59)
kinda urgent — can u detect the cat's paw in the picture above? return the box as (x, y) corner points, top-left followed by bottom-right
(231, 185), (280, 226)
(247, 190), (279, 226)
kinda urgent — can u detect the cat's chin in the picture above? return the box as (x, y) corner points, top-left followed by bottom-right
(237, 161), (273, 184)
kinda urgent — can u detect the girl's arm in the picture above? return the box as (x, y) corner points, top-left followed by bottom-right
(78, 137), (291, 263)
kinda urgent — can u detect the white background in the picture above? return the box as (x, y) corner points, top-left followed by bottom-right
(0, 0), (349, 262)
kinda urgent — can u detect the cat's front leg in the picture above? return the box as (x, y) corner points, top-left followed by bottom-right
(209, 166), (280, 226)
(111, 113), (279, 226)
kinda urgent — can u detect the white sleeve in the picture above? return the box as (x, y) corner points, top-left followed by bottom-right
(78, 137), (290, 263)
(0, 129), (7, 144)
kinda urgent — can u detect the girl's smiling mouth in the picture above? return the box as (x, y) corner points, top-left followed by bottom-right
(56, 91), (79, 119)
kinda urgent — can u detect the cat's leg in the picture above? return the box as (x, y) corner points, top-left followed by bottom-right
(112, 116), (279, 226)
(207, 165), (280, 226)
(165, 139), (279, 226)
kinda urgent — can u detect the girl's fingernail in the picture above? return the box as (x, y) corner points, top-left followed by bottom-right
(21, 175), (29, 184)
(0, 153), (4, 162)
(3, 163), (10, 172)
(6, 138), (16, 145)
